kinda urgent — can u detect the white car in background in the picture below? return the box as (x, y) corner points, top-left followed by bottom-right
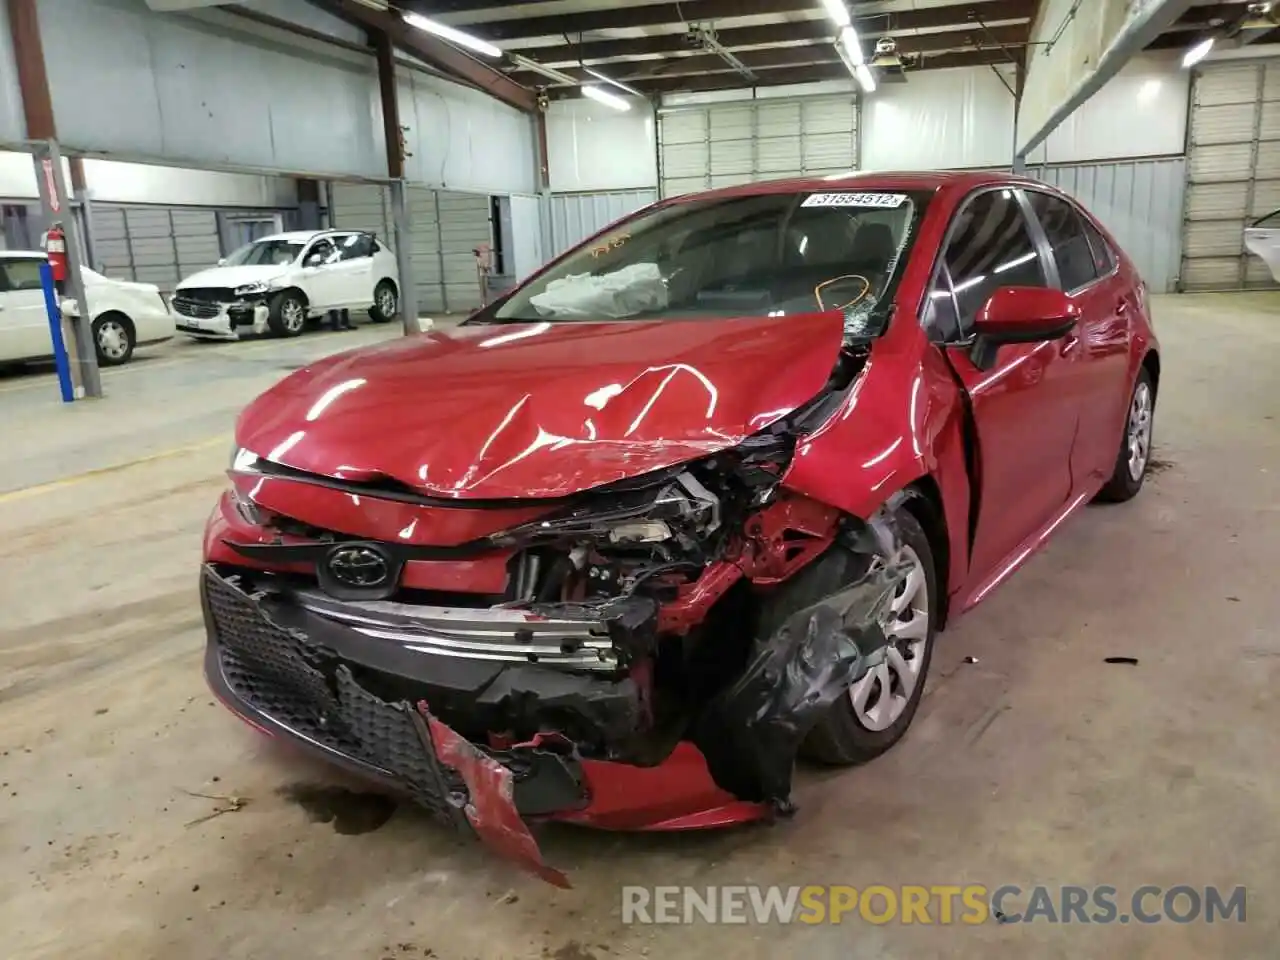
(0, 251), (174, 367)
(170, 229), (400, 340)
(1244, 208), (1280, 283)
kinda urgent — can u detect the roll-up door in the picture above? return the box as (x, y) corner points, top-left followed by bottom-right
(1181, 59), (1280, 290)
(658, 95), (859, 198)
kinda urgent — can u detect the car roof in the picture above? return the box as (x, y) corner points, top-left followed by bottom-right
(668, 170), (1046, 203)
(0, 250), (49, 259)
(253, 229), (365, 243)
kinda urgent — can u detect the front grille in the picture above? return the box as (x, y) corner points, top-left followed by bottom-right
(173, 297), (221, 319)
(205, 571), (470, 825)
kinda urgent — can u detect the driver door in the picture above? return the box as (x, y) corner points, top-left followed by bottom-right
(923, 187), (1078, 598)
(298, 236), (344, 309)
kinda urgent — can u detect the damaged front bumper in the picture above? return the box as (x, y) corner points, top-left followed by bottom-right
(201, 548), (899, 883)
(173, 299), (270, 339)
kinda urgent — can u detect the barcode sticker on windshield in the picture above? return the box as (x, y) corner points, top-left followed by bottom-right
(801, 192), (908, 209)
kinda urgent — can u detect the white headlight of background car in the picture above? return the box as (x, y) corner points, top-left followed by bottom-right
(234, 281), (272, 297)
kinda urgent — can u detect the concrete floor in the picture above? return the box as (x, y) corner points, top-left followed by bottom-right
(0, 295), (1277, 959)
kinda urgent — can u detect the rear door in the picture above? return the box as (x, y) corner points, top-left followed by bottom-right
(1023, 189), (1132, 489)
(0, 256), (53, 361)
(922, 187), (1076, 590)
(332, 232), (377, 305)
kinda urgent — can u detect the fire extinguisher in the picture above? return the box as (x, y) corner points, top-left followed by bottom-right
(46, 222), (68, 293)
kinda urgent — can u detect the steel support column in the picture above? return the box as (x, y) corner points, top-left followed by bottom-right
(375, 27), (419, 334)
(8, 0), (101, 397)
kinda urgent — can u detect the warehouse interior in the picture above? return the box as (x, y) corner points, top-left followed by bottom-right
(1, 0), (1279, 957)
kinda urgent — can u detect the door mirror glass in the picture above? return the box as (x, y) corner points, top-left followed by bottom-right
(969, 286), (1080, 369)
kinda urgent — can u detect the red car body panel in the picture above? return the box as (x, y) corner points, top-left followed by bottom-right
(202, 171), (1160, 883)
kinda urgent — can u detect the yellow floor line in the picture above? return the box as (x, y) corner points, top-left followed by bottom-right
(0, 434), (231, 504)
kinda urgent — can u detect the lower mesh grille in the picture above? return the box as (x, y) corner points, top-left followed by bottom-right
(205, 570), (470, 825)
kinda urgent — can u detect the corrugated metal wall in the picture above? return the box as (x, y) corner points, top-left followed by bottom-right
(1181, 59), (1280, 291)
(1031, 157), (1187, 293)
(330, 182), (496, 313)
(658, 96), (858, 198)
(93, 205), (244, 292)
(544, 190), (657, 259)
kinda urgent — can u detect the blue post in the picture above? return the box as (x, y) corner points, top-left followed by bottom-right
(39, 261), (75, 404)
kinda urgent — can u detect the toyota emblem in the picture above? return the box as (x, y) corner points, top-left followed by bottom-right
(325, 544), (392, 589)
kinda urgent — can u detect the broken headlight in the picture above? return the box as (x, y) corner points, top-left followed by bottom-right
(230, 447), (263, 473)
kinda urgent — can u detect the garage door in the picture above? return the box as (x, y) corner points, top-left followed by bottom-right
(1181, 59), (1280, 290)
(658, 95), (859, 198)
(331, 183), (493, 313)
(95, 207), (221, 292)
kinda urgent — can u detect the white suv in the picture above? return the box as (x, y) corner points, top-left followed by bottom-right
(171, 229), (400, 339)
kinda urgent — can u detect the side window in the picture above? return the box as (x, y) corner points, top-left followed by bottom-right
(1026, 191), (1099, 291)
(1078, 215), (1117, 276)
(303, 238), (337, 267)
(339, 233), (373, 261)
(0, 258), (44, 291)
(942, 188), (1048, 338)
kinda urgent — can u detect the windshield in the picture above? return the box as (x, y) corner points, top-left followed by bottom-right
(490, 189), (929, 337)
(223, 238), (305, 267)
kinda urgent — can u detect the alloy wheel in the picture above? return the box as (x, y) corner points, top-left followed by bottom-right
(282, 299), (305, 333)
(378, 287), (397, 317)
(1127, 382), (1153, 481)
(848, 544), (930, 732)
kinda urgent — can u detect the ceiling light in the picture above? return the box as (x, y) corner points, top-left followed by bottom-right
(582, 84), (631, 111)
(508, 53), (578, 85)
(839, 25), (864, 66)
(1181, 36), (1215, 68)
(820, 0), (852, 28)
(856, 64), (876, 93)
(583, 66), (643, 97)
(403, 11), (502, 59)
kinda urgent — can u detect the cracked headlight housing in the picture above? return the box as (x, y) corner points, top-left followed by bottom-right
(230, 447), (262, 473)
(233, 281), (272, 297)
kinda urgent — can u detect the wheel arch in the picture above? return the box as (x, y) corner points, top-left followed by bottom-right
(1141, 349), (1160, 399)
(376, 276), (399, 296)
(893, 477), (952, 629)
(93, 309), (135, 337)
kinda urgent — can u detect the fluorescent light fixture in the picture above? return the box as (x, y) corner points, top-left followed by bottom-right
(1181, 36), (1215, 68)
(839, 25), (864, 66)
(403, 11), (502, 59)
(583, 66), (643, 97)
(820, 0), (852, 27)
(508, 53), (578, 85)
(582, 84), (631, 111)
(855, 64), (876, 93)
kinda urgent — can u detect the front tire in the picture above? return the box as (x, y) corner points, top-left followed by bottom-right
(92, 313), (135, 366)
(369, 280), (398, 323)
(1095, 367), (1155, 503)
(799, 508), (938, 766)
(267, 291), (307, 338)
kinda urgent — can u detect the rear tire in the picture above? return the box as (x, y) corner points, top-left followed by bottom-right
(92, 313), (135, 366)
(1095, 367), (1155, 503)
(369, 280), (398, 323)
(798, 509), (938, 766)
(267, 291), (307, 338)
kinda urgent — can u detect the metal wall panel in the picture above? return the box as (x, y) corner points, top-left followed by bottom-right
(1031, 158), (1187, 293)
(506, 195), (544, 281)
(331, 183), (495, 314)
(0, 1), (23, 145)
(38, 0), (382, 177)
(1182, 58), (1280, 290)
(658, 95), (857, 198)
(545, 190), (658, 259)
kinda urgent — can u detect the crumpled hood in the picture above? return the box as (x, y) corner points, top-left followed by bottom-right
(178, 264), (286, 291)
(235, 314), (845, 500)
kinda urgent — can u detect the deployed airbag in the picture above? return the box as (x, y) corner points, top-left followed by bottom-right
(530, 263), (668, 319)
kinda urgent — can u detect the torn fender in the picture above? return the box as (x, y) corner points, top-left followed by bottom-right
(691, 557), (905, 807)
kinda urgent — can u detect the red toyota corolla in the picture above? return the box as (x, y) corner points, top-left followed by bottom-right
(201, 172), (1159, 884)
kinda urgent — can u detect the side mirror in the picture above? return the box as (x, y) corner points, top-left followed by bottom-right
(970, 286), (1080, 370)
